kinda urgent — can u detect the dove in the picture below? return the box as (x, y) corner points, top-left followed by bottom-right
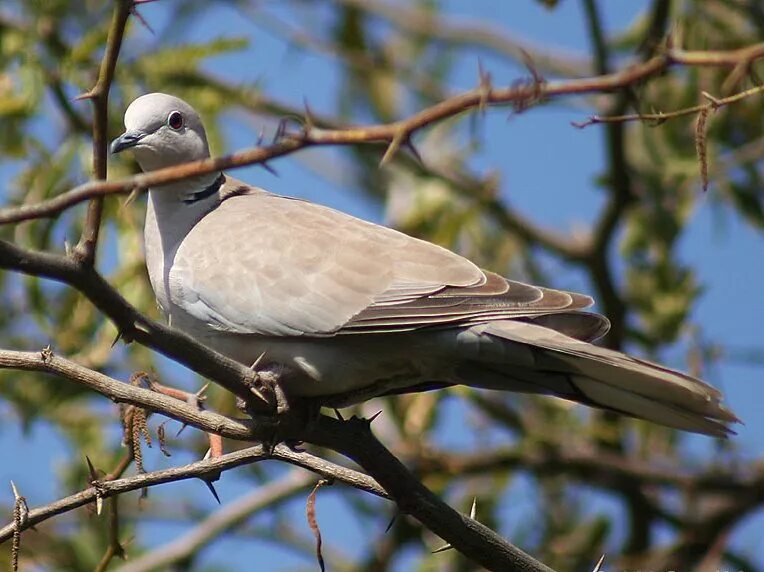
(110, 93), (738, 436)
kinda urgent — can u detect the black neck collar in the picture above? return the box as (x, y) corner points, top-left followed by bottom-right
(182, 173), (225, 204)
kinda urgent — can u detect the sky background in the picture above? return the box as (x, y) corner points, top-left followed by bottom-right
(1, 1), (763, 569)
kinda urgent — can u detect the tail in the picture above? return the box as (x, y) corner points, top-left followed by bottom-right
(454, 319), (739, 437)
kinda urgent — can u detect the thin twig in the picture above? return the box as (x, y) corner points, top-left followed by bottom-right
(572, 84), (764, 128)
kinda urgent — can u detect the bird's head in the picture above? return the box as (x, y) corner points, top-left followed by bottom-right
(110, 93), (211, 172)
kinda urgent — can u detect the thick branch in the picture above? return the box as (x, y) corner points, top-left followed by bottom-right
(305, 416), (554, 572)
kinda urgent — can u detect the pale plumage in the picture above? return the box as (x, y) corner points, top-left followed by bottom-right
(111, 93), (739, 437)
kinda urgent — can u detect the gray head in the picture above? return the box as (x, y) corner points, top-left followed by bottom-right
(111, 93), (210, 172)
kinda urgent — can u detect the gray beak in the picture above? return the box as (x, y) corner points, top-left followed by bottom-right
(110, 131), (146, 154)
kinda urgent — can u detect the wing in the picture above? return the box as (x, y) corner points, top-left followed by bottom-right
(170, 179), (483, 336)
(171, 177), (609, 339)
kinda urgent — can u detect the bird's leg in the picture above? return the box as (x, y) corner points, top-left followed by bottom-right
(238, 363), (319, 453)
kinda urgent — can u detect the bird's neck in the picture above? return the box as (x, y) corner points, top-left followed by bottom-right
(148, 171), (223, 206)
(145, 171), (224, 255)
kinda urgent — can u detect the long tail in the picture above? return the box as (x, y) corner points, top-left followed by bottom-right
(454, 320), (739, 437)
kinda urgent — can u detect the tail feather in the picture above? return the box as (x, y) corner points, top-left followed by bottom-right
(457, 320), (738, 437)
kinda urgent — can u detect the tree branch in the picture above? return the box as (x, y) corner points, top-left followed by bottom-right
(0, 348), (254, 439)
(73, 0), (132, 266)
(0, 442), (387, 545)
(1, 43), (763, 226)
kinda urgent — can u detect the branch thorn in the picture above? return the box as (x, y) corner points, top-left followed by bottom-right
(251, 351), (267, 371)
(129, 0), (157, 34)
(74, 91), (96, 101)
(384, 511), (398, 533)
(303, 97), (315, 134)
(202, 479), (221, 504)
(85, 456), (100, 482)
(477, 58), (493, 114)
(380, 128), (407, 167)
(40, 345), (53, 363)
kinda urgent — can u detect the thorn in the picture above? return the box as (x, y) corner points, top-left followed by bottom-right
(64, 240), (72, 256)
(256, 126), (266, 146)
(701, 90), (722, 108)
(175, 423), (189, 438)
(134, 319), (152, 335)
(203, 448), (212, 461)
(40, 345), (53, 363)
(123, 186), (141, 207)
(333, 408), (345, 421)
(85, 456), (99, 482)
(110, 330), (122, 348)
(469, 497), (477, 519)
(432, 542), (453, 554)
(10, 481), (20, 502)
(259, 161), (278, 176)
(129, 0), (156, 34)
(477, 58), (492, 114)
(273, 118), (288, 144)
(367, 410), (383, 425)
(203, 479), (221, 504)
(519, 47), (544, 91)
(592, 554), (605, 572)
(74, 91), (96, 101)
(196, 383), (210, 398)
(11, 481), (29, 526)
(380, 129), (407, 167)
(384, 511), (397, 533)
(96, 494), (104, 516)
(251, 351), (267, 370)
(249, 384), (269, 406)
(302, 97), (315, 133)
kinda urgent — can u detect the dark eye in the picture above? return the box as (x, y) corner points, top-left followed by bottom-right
(167, 111), (183, 130)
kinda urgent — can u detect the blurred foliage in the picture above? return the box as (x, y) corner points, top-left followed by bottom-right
(0, 0), (763, 571)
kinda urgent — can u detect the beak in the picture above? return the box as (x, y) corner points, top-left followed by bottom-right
(110, 131), (146, 154)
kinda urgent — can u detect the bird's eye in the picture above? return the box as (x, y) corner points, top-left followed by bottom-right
(167, 111), (184, 130)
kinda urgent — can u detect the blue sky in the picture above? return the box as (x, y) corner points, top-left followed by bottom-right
(1, 1), (763, 569)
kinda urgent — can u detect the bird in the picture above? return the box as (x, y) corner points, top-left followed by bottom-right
(110, 93), (738, 437)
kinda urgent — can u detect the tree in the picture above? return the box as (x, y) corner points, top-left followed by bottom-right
(1, 1), (763, 570)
